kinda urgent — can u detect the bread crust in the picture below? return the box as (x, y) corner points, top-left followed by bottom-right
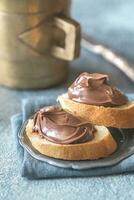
(26, 120), (117, 160)
(58, 94), (134, 129)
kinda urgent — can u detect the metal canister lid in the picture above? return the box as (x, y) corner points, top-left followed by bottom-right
(0, 0), (70, 14)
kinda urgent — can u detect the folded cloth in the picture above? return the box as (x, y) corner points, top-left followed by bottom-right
(11, 94), (134, 179)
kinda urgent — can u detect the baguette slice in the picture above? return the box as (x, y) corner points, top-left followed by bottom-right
(26, 119), (117, 160)
(58, 94), (134, 129)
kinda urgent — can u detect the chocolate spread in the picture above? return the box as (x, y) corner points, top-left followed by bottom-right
(32, 105), (95, 144)
(68, 72), (128, 106)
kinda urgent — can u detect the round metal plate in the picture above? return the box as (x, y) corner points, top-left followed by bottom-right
(18, 120), (134, 170)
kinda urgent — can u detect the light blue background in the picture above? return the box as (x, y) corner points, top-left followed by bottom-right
(0, 0), (134, 200)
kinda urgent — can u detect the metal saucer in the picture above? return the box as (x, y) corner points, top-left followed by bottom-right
(18, 120), (134, 170)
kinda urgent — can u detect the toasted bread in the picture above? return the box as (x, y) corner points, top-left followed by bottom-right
(26, 119), (117, 160)
(58, 94), (134, 129)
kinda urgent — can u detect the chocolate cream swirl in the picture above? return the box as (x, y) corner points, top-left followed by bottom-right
(68, 72), (128, 106)
(32, 106), (95, 144)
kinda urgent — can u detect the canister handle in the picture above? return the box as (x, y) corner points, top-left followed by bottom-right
(52, 16), (81, 61)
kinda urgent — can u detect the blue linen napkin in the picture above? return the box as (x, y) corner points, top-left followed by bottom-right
(11, 94), (134, 179)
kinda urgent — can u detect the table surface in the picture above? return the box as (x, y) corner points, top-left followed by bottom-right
(0, 1), (134, 200)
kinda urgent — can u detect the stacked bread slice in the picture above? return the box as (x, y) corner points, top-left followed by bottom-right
(58, 94), (134, 129)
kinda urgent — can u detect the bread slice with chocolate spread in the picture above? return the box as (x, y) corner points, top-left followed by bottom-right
(58, 72), (134, 129)
(58, 93), (134, 129)
(26, 119), (117, 160)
